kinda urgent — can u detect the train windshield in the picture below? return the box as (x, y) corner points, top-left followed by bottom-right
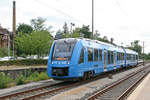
(52, 39), (76, 60)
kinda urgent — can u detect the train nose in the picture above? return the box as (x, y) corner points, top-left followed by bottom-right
(52, 67), (69, 76)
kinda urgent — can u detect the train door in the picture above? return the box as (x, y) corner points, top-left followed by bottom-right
(104, 50), (107, 69)
(114, 52), (116, 66)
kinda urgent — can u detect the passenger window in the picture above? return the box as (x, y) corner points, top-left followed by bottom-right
(79, 48), (84, 64)
(99, 49), (102, 61)
(127, 54), (129, 60)
(120, 53), (122, 60)
(136, 55), (138, 60)
(108, 51), (111, 64)
(122, 53), (124, 60)
(130, 54), (131, 60)
(121, 53), (122, 60)
(117, 52), (120, 60)
(111, 51), (113, 64)
(94, 49), (98, 61)
(88, 48), (93, 61)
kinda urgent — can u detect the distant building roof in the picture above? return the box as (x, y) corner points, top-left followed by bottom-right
(0, 24), (10, 35)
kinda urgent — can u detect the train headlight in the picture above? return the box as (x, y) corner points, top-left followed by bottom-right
(51, 62), (53, 64)
(67, 62), (70, 64)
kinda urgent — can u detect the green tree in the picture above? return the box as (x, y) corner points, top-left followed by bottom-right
(0, 48), (8, 57)
(80, 25), (92, 38)
(128, 40), (142, 55)
(62, 33), (70, 38)
(0, 36), (2, 40)
(144, 53), (150, 60)
(17, 23), (33, 34)
(63, 22), (69, 34)
(72, 32), (80, 38)
(31, 17), (51, 31)
(56, 29), (62, 35)
(15, 31), (53, 57)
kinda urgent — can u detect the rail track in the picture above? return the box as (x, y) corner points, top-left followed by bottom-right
(87, 64), (150, 100)
(0, 62), (146, 100)
(0, 81), (76, 100)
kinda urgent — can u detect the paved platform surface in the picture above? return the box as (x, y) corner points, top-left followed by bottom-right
(127, 73), (150, 100)
(0, 65), (47, 70)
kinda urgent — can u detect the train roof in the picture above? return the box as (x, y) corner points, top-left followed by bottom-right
(125, 49), (138, 55)
(78, 38), (125, 52)
(54, 38), (77, 44)
(54, 38), (138, 54)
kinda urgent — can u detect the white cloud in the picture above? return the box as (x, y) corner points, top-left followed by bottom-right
(0, 0), (150, 53)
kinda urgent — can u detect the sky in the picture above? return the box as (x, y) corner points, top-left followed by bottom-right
(0, 0), (150, 53)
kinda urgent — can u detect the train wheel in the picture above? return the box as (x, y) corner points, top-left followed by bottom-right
(88, 71), (93, 79)
(83, 72), (88, 81)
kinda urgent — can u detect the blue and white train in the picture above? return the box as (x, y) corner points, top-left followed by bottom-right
(47, 38), (138, 81)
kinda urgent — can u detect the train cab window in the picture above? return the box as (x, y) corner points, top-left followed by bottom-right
(52, 39), (76, 60)
(79, 48), (84, 64)
(88, 48), (93, 61)
(94, 49), (98, 61)
(99, 49), (102, 61)
(111, 51), (113, 64)
(108, 51), (111, 64)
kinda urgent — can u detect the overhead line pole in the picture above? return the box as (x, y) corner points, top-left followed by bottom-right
(143, 41), (145, 66)
(92, 0), (94, 37)
(12, 1), (16, 58)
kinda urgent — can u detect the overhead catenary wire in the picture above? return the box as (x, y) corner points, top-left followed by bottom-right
(34, 0), (86, 24)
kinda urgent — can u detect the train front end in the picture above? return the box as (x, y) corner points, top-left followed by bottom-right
(47, 38), (82, 81)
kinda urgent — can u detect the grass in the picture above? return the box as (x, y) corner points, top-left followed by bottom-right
(0, 71), (50, 89)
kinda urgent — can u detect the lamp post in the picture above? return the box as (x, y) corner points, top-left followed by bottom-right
(92, 0), (94, 37)
(143, 41), (145, 66)
(70, 23), (75, 38)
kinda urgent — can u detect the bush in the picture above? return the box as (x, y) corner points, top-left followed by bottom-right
(27, 72), (39, 81)
(15, 74), (26, 85)
(0, 72), (12, 88)
(0, 59), (48, 66)
(0, 48), (13, 57)
(0, 48), (8, 57)
(37, 72), (49, 80)
(0, 71), (49, 88)
(26, 72), (49, 82)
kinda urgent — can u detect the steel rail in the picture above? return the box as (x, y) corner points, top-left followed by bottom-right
(21, 82), (77, 100)
(87, 65), (149, 100)
(116, 71), (149, 100)
(0, 82), (66, 100)
(0, 62), (146, 100)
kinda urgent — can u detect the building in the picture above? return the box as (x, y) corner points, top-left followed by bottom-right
(0, 24), (11, 48)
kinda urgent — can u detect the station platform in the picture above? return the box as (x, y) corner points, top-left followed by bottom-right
(0, 65), (47, 70)
(127, 73), (150, 100)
